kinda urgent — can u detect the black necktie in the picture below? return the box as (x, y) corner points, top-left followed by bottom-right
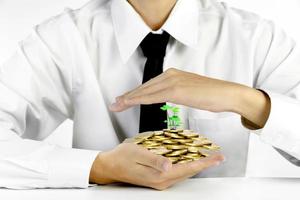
(139, 31), (170, 133)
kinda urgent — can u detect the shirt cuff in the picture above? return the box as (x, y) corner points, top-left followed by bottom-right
(47, 146), (100, 188)
(246, 90), (300, 159)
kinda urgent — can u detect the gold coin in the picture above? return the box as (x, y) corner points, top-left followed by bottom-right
(163, 129), (183, 133)
(164, 132), (184, 139)
(145, 146), (162, 149)
(162, 140), (178, 145)
(164, 145), (187, 150)
(192, 138), (212, 145)
(142, 140), (159, 145)
(135, 131), (154, 140)
(202, 144), (220, 150)
(142, 141), (161, 148)
(149, 136), (169, 142)
(192, 156), (204, 161)
(167, 156), (180, 163)
(165, 149), (188, 157)
(151, 135), (166, 139)
(154, 131), (164, 136)
(187, 147), (201, 153)
(175, 139), (194, 144)
(192, 135), (208, 140)
(184, 142), (200, 147)
(198, 148), (211, 156)
(150, 147), (172, 155)
(182, 153), (201, 159)
(133, 138), (145, 144)
(169, 129), (184, 133)
(185, 139), (212, 147)
(176, 158), (193, 164)
(178, 131), (199, 138)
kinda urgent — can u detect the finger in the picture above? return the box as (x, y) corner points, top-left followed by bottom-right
(109, 68), (179, 112)
(134, 145), (173, 173)
(116, 74), (170, 102)
(128, 88), (172, 105)
(109, 97), (132, 112)
(153, 172), (191, 190)
(163, 154), (225, 179)
(136, 68), (174, 91)
(115, 68), (178, 103)
(110, 88), (172, 112)
(117, 91), (131, 100)
(118, 72), (168, 98)
(109, 80), (169, 112)
(126, 77), (175, 100)
(148, 154), (225, 190)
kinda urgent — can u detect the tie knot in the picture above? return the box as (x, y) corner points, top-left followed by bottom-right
(140, 32), (170, 59)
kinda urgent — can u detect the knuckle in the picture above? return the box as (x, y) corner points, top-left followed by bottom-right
(170, 85), (180, 96)
(154, 156), (163, 168)
(155, 156), (170, 171)
(166, 68), (177, 75)
(123, 97), (132, 105)
(148, 172), (166, 185)
(156, 172), (167, 182)
(118, 96), (127, 106)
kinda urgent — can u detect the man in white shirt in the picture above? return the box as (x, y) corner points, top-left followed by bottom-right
(0, 0), (300, 190)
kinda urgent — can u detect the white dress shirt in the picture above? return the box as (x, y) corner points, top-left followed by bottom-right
(1, 0), (300, 189)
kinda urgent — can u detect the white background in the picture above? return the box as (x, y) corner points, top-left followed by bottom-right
(0, 0), (300, 177)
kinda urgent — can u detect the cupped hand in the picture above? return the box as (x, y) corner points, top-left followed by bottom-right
(89, 143), (225, 190)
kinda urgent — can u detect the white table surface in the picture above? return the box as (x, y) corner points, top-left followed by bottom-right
(0, 177), (299, 200)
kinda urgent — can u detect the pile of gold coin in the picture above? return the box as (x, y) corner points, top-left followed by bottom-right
(125, 129), (220, 164)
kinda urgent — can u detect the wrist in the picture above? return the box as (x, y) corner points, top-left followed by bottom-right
(222, 82), (248, 113)
(89, 152), (116, 184)
(229, 84), (252, 114)
(232, 85), (271, 128)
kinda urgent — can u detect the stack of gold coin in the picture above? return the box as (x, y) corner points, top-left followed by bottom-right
(125, 129), (220, 164)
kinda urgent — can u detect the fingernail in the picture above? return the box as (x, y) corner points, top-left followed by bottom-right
(221, 156), (226, 162)
(109, 103), (118, 110)
(212, 161), (221, 167)
(116, 97), (121, 102)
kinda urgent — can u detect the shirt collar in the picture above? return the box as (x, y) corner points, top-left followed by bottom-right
(111, 0), (206, 63)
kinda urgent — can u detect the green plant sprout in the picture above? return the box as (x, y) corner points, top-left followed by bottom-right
(160, 104), (182, 130)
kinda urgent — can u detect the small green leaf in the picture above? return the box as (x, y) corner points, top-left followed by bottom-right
(172, 107), (180, 113)
(161, 105), (183, 130)
(160, 105), (167, 111)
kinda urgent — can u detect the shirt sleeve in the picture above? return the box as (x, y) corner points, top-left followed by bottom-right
(0, 11), (99, 189)
(246, 19), (300, 162)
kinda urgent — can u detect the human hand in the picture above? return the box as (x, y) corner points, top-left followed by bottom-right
(109, 68), (241, 113)
(89, 143), (224, 190)
(109, 68), (270, 128)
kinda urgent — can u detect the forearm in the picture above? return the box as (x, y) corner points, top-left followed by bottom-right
(0, 130), (100, 189)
